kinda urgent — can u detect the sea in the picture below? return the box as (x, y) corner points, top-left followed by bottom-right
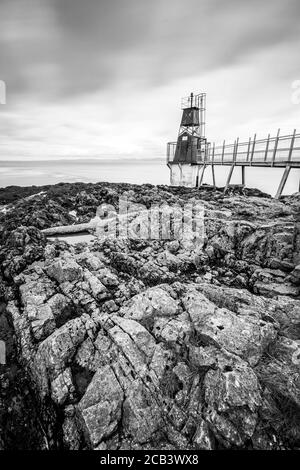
(0, 158), (299, 197)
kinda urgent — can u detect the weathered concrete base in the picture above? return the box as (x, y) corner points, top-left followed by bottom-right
(169, 164), (199, 187)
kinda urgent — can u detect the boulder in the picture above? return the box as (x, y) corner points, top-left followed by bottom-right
(32, 317), (87, 396)
(51, 368), (75, 405)
(256, 336), (300, 407)
(204, 363), (261, 446)
(111, 316), (156, 361)
(254, 281), (299, 298)
(122, 379), (162, 444)
(183, 289), (277, 366)
(45, 258), (83, 284)
(290, 264), (300, 285)
(193, 420), (214, 450)
(78, 365), (124, 448)
(121, 286), (180, 323)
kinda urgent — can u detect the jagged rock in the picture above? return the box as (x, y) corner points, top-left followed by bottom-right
(47, 293), (71, 322)
(204, 363), (261, 446)
(290, 265), (300, 285)
(183, 289), (277, 366)
(1, 226), (46, 279)
(269, 258), (295, 272)
(97, 268), (119, 288)
(205, 365), (261, 414)
(51, 368), (75, 405)
(108, 324), (149, 376)
(257, 336), (300, 407)
(122, 379), (162, 444)
(0, 277), (6, 300)
(121, 286), (180, 323)
(78, 365), (124, 447)
(30, 304), (56, 341)
(254, 281), (299, 298)
(4, 225), (46, 251)
(111, 316), (156, 361)
(167, 240), (180, 253)
(268, 297), (300, 340)
(83, 269), (108, 300)
(1, 182), (300, 451)
(149, 343), (175, 381)
(189, 344), (262, 447)
(152, 312), (192, 344)
(32, 317), (87, 397)
(193, 420), (214, 450)
(62, 406), (81, 450)
(45, 257), (83, 284)
(75, 250), (105, 271)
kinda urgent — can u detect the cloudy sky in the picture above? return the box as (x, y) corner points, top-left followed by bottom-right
(0, 0), (299, 160)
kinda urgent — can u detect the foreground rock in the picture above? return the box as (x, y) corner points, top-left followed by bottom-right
(0, 183), (299, 450)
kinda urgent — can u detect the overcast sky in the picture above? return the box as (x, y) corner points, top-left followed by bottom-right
(0, 0), (299, 160)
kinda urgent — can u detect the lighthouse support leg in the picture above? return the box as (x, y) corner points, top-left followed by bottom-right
(198, 164), (206, 187)
(195, 165), (201, 187)
(275, 165), (291, 199)
(224, 164), (235, 192)
(241, 166), (245, 186)
(211, 164), (216, 187)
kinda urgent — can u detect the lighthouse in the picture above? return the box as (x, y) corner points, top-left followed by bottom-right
(167, 92), (209, 186)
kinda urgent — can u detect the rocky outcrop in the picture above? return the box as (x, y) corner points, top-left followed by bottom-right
(0, 183), (299, 450)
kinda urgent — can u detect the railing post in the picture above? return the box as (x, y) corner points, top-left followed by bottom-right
(271, 128), (280, 167)
(232, 139), (236, 163)
(264, 134), (270, 163)
(234, 137), (239, 162)
(288, 129), (296, 162)
(205, 142), (209, 162)
(212, 142), (215, 163)
(246, 137), (251, 161)
(205, 145), (209, 163)
(250, 133), (256, 165)
(208, 143), (212, 162)
(221, 140), (225, 164)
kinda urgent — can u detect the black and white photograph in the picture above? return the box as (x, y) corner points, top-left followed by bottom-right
(0, 0), (299, 458)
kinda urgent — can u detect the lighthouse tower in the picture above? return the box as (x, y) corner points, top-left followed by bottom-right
(167, 92), (208, 186)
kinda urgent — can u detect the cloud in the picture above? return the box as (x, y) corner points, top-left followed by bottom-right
(0, 0), (299, 160)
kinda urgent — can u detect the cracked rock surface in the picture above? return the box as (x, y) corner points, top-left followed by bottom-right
(0, 182), (299, 450)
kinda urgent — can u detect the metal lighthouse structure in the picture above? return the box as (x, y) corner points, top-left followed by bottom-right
(167, 92), (300, 197)
(167, 92), (209, 186)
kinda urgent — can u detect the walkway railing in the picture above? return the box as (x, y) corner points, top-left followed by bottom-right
(167, 129), (300, 197)
(167, 130), (300, 167)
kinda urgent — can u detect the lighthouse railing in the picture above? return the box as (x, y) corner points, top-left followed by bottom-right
(166, 142), (177, 163)
(167, 131), (300, 167)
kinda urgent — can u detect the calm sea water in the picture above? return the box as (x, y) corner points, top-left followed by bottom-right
(0, 159), (299, 197)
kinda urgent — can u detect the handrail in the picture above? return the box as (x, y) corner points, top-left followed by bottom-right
(167, 131), (300, 166)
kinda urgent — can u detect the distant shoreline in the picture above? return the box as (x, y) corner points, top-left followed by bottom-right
(0, 157), (165, 165)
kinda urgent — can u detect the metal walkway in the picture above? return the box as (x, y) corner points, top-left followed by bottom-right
(167, 129), (300, 197)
